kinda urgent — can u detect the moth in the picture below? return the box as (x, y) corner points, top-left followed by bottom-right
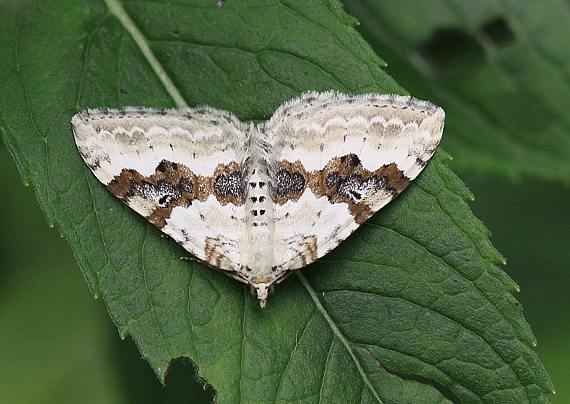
(72, 91), (445, 307)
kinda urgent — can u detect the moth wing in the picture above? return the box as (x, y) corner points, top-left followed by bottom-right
(263, 91), (445, 269)
(72, 107), (249, 271)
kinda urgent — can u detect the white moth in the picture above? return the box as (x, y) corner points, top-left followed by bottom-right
(72, 91), (445, 307)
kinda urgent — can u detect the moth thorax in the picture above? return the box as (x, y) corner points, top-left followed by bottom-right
(245, 163), (275, 274)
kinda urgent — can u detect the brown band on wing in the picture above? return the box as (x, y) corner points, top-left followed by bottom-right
(107, 159), (246, 227)
(212, 161), (246, 206)
(271, 154), (411, 224)
(270, 160), (309, 204)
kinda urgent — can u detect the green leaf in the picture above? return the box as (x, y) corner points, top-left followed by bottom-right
(0, 0), (553, 403)
(343, 0), (570, 181)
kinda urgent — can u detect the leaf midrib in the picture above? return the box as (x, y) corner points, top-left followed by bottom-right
(104, 0), (187, 108)
(296, 272), (383, 403)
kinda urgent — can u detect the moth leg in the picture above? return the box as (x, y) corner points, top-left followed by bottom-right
(180, 256), (202, 263)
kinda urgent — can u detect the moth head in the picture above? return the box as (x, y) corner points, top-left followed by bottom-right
(251, 282), (274, 308)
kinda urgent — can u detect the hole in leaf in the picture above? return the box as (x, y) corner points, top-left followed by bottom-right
(416, 28), (486, 80)
(479, 16), (517, 48)
(115, 338), (216, 402)
(163, 358), (216, 401)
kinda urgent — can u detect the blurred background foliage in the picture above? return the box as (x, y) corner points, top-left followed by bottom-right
(1, 0), (568, 402)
